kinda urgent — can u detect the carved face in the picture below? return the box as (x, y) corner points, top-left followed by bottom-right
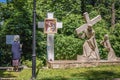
(104, 34), (109, 40)
(87, 25), (92, 31)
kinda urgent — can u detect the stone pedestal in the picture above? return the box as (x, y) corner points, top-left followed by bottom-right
(77, 55), (89, 62)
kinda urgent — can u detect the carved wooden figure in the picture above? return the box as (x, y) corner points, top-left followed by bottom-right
(76, 12), (101, 60)
(101, 34), (118, 61)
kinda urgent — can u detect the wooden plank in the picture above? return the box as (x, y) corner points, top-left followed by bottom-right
(38, 22), (62, 28)
(38, 22), (44, 28)
(76, 13), (101, 34)
(90, 15), (101, 25)
(75, 24), (88, 34)
(47, 34), (54, 61)
(56, 22), (62, 28)
(83, 12), (90, 23)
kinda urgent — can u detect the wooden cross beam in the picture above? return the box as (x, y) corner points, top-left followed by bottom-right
(38, 13), (62, 29)
(76, 12), (101, 34)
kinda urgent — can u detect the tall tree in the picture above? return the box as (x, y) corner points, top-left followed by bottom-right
(111, 0), (115, 30)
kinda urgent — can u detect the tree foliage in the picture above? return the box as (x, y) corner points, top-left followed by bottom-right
(55, 34), (83, 60)
(0, 0), (120, 66)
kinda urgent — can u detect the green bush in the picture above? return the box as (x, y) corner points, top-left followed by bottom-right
(22, 58), (43, 68)
(55, 34), (83, 60)
(110, 24), (120, 57)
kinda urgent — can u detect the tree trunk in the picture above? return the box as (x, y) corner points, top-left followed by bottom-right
(111, 1), (115, 29)
(81, 0), (86, 14)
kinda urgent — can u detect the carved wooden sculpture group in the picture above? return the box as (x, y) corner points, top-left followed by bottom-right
(76, 12), (119, 61)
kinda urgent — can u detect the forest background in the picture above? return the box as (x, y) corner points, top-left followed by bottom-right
(0, 0), (120, 67)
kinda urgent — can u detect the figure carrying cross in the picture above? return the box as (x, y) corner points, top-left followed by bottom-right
(76, 12), (101, 60)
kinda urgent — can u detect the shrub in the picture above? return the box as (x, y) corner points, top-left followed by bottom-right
(55, 34), (83, 60)
(22, 58), (43, 68)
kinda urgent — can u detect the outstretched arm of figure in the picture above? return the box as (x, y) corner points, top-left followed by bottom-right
(100, 40), (104, 45)
(78, 31), (85, 39)
(90, 31), (95, 39)
(105, 41), (111, 52)
(19, 43), (23, 52)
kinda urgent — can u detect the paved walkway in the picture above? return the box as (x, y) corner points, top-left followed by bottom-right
(0, 77), (16, 80)
(0, 66), (23, 71)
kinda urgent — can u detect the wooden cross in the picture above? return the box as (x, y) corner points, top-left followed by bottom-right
(38, 13), (62, 61)
(76, 12), (101, 34)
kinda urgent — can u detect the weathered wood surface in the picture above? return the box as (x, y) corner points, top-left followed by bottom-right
(76, 12), (101, 34)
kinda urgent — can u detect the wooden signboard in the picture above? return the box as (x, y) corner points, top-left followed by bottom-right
(6, 35), (20, 44)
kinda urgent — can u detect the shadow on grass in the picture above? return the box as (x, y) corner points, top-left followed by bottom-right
(71, 70), (120, 80)
(36, 62), (43, 78)
(37, 76), (73, 80)
(38, 76), (90, 80)
(37, 70), (120, 80)
(0, 70), (17, 78)
(36, 68), (40, 78)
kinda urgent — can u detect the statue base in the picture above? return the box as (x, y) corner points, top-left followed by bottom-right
(47, 60), (120, 68)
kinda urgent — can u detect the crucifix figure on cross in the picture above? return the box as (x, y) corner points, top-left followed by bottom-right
(38, 13), (62, 61)
(76, 12), (101, 60)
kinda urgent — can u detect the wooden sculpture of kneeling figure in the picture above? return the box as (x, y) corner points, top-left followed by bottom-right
(100, 34), (118, 61)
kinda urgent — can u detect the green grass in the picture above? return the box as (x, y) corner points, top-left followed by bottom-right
(0, 65), (120, 80)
